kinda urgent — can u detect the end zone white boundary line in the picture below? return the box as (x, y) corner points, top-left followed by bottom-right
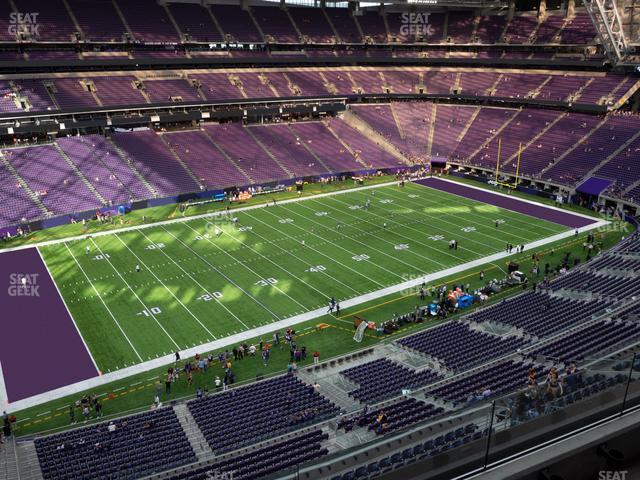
(1, 216), (609, 414)
(0, 361), (8, 413)
(429, 176), (603, 223)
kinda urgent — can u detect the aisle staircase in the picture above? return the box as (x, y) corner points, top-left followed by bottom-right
(173, 404), (214, 462)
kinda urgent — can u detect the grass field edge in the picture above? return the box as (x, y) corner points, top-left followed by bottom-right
(2, 216), (610, 414)
(0, 178), (407, 255)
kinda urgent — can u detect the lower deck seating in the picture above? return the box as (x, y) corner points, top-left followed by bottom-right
(398, 322), (527, 371)
(35, 408), (195, 480)
(466, 291), (609, 336)
(428, 360), (547, 404)
(530, 320), (640, 364)
(340, 358), (443, 403)
(188, 375), (340, 453)
(169, 430), (329, 480)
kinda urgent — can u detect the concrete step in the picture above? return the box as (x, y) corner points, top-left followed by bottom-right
(173, 403), (214, 462)
(0, 436), (19, 480)
(15, 439), (43, 480)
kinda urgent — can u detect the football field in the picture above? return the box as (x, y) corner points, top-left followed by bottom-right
(36, 179), (575, 374)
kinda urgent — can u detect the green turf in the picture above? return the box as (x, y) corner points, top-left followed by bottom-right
(0, 175), (395, 251)
(38, 181), (568, 372)
(13, 224), (629, 438)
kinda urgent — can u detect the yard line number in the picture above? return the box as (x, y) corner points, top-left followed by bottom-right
(199, 292), (224, 301)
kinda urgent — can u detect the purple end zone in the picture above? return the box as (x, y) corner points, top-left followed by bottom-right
(1, 248), (98, 403)
(414, 178), (597, 228)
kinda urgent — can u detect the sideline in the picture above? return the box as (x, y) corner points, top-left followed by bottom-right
(0, 179), (404, 255)
(0, 215), (607, 414)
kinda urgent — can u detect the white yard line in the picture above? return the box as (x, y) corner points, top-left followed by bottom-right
(134, 228), (248, 332)
(325, 191), (522, 255)
(64, 243), (143, 363)
(1, 217), (609, 414)
(277, 203), (414, 280)
(296, 199), (454, 270)
(242, 211), (362, 295)
(329, 191), (554, 264)
(310, 196), (477, 264)
(376, 187), (554, 241)
(178, 221), (309, 312)
(159, 225), (281, 321)
(113, 233), (216, 341)
(254, 208), (387, 289)
(402, 182), (562, 236)
(36, 248), (100, 375)
(193, 218), (337, 302)
(89, 238), (181, 351)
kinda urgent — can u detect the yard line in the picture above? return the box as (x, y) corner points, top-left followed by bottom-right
(373, 188), (558, 249)
(382, 186), (552, 240)
(135, 228), (249, 331)
(407, 180), (566, 235)
(159, 225), (282, 321)
(64, 243), (143, 363)
(243, 210), (366, 294)
(178, 222), (309, 312)
(288, 200), (450, 272)
(113, 233), (217, 339)
(312, 195), (475, 265)
(263, 204), (407, 281)
(323, 193), (502, 256)
(254, 209), (387, 288)
(88, 238), (181, 351)
(193, 219), (343, 301)
(322, 193), (496, 255)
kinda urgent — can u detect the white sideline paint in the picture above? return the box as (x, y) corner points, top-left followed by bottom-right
(0, 180), (406, 255)
(0, 218), (609, 414)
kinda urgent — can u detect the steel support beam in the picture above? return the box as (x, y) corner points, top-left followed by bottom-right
(584, 0), (629, 64)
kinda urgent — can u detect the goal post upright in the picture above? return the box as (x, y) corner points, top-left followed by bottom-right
(495, 138), (501, 181)
(514, 142), (523, 189)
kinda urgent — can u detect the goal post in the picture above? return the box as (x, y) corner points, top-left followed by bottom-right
(494, 139), (523, 190)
